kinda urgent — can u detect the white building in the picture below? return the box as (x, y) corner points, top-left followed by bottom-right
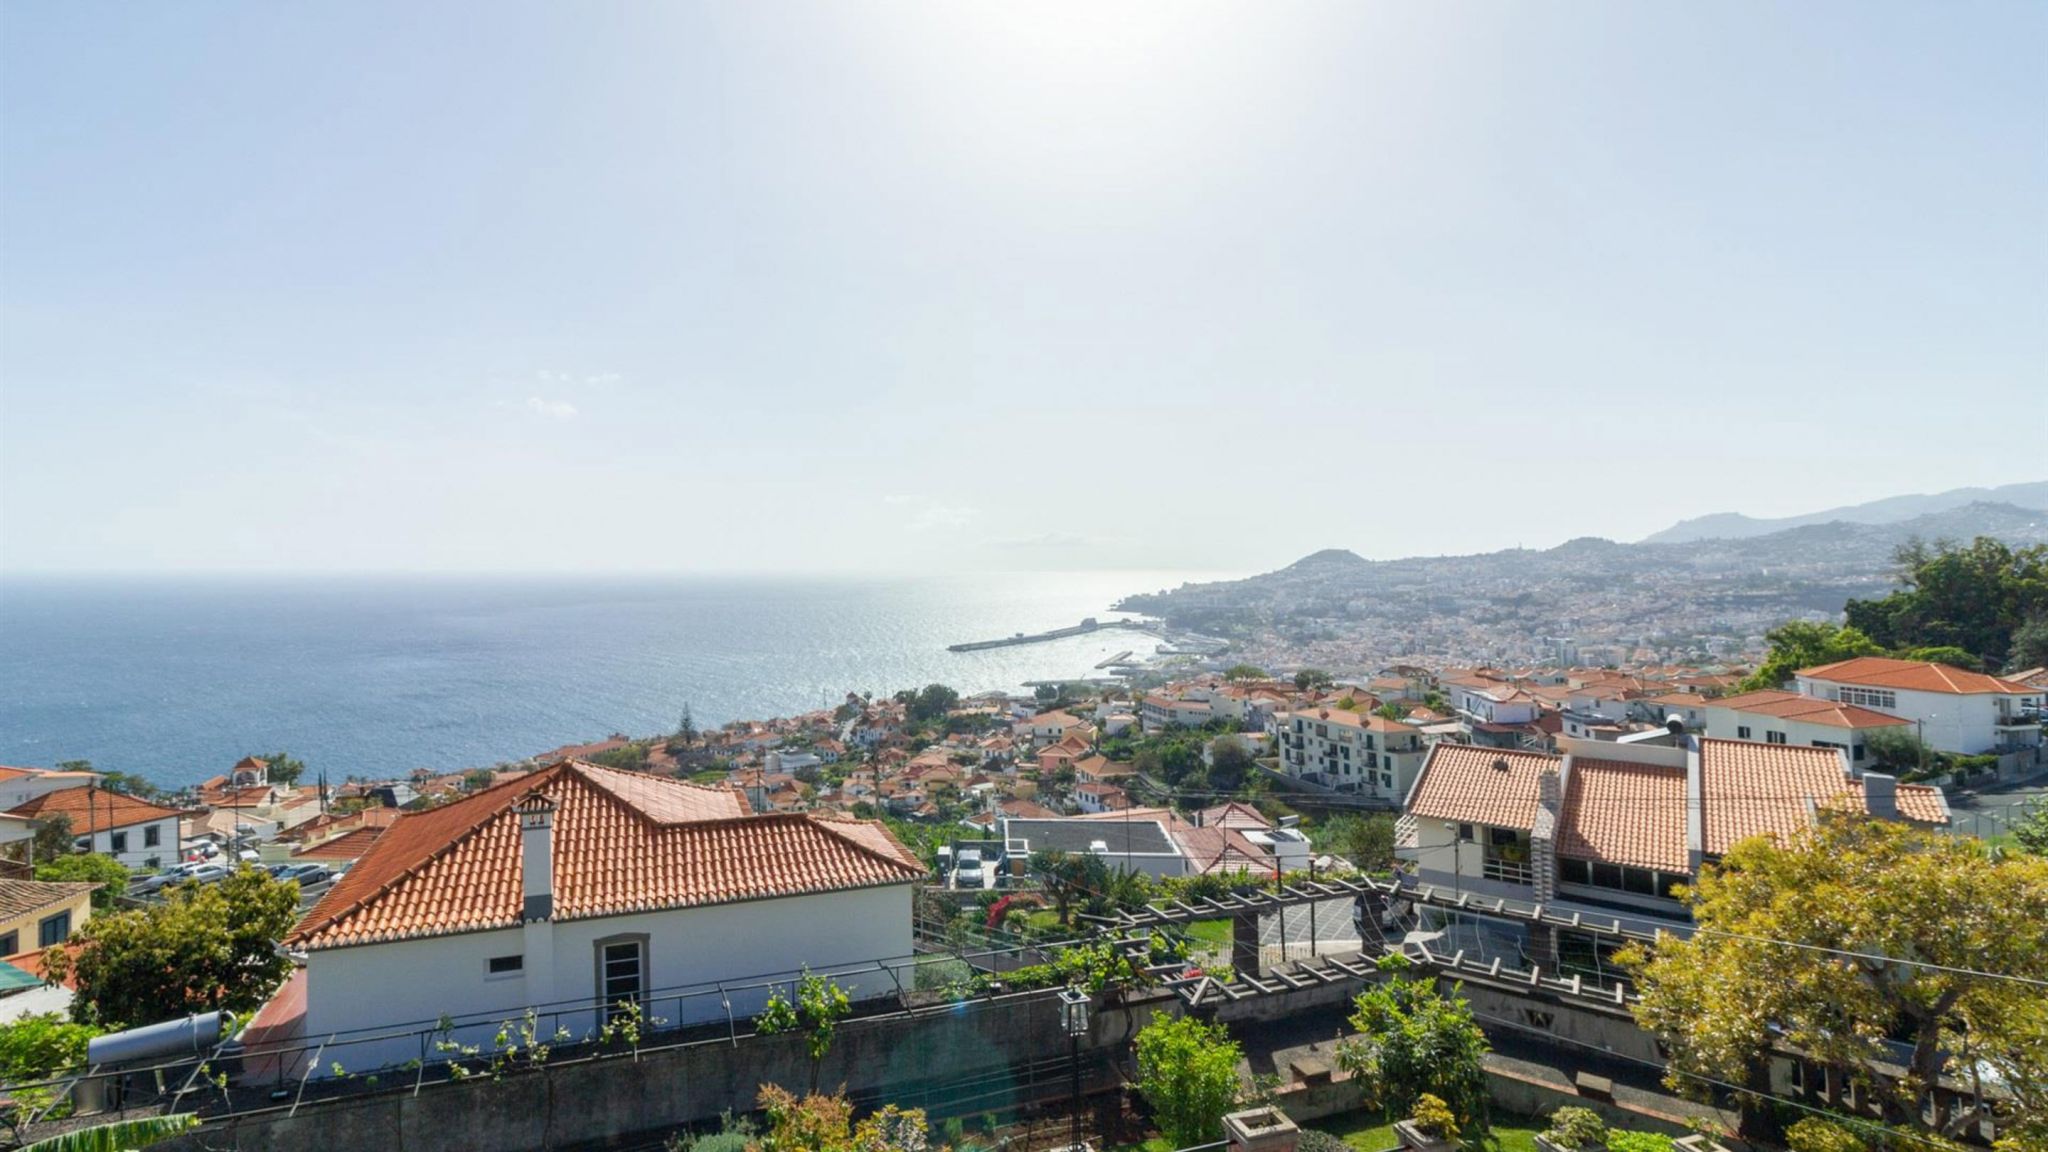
(1276, 708), (1426, 800)
(1140, 695), (1213, 732)
(7, 786), (185, 871)
(1702, 689), (1911, 767)
(1793, 657), (2045, 756)
(0, 765), (104, 814)
(269, 759), (924, 1073)
(1448, 682), (1542, 726)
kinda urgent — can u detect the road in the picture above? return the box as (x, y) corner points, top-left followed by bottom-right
(1943, 771), (2047, 841)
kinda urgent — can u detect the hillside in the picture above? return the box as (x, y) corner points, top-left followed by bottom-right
(1118, 502), (2048, 670)
(1643, 480), (2048, 543)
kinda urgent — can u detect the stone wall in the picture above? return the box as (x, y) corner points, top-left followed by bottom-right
(156, 988), (1172, 1152)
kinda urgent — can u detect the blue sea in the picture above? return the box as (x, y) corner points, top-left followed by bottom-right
(0, 571), (1221, 787)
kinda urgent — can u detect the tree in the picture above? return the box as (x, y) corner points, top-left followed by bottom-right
(1293, 669), (1334, 692)
(0, 1012), (100, 1086)
(1893, 646), (1983, 672)
(11, 813), (77, 866)
(1224, 663), (1268, 683)
(2009, 615), (2048, 674)
(460, 769), (497, 793)
(1317, 813), (1397, 874)
(1861, 726), (1933, 776)
(1335, 954), (1491, 1135)
(756, 969), (851, 1093)
(677, 703), (698, 747)
(1134, 1014), (1245, 1148)
(35, 854), (131, 911)
(590, 742), (652, 772)
(1374, 702), (1405, 722)
(1618, 814), (2048, 1144)
(907, 684), (960, 723)
(46, 867), (301, 1028)
(2014, 802), (2048, 857)
(1845, 536), (2048, 668)
(1205, 736), (1257, 793)
(1738, 622), (1882, 692)
(246, 751), (306, 788)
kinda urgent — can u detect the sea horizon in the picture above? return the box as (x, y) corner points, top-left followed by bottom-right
(0, 569), (1234, 787)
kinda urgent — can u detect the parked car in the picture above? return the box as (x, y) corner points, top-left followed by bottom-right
(130, 861), (211, 895)
(184, 862), (232, 885)
(278, 863), (332, 887)
(955, 848), (985, 889)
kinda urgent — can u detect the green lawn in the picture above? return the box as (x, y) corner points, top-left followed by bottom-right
(1184, 919), (1233, 947)
(1311, 1111), (1544, 1152)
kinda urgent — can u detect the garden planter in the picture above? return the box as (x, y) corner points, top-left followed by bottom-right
(1392, 1119), (1456, 1152)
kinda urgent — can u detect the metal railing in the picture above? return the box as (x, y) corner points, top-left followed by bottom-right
(0, 935), (1102, 1136)
(1482, 856), (1533, 885)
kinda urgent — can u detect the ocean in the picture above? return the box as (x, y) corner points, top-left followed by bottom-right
(0, 571), (1222, 788)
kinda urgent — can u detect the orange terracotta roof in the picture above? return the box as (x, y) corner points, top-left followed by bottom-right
(291, 827), (385, 862)
(1798, 657), (2041, 696)
(1697, 738), (1945, 854)
(1557, 758), (1689, 873)
(1406, 745), (1560, 830)
(1708, 689), (1911, 729)
(8, 786), (185, 831)
(286, 760), (922, 950)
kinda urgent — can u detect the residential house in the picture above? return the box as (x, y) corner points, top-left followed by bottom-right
(1074, 783), (1131, 814)
(0, 880), (96, 956)
(1792, 657), (2045, 757)
(1702, 689), (1912, 767)
(1139, 695), (1212, 733)
(0, 766), (101, 813)
(272, 759), (924, 1072)
(8, 788), (185, 870)
(1396, 736), (1949, 951)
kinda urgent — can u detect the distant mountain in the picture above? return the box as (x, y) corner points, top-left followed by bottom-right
(1643, 481), (2048, 544)
(1117, 501), (2048, 668)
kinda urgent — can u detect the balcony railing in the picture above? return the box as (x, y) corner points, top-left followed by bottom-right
(1483, 856), (1534, 885)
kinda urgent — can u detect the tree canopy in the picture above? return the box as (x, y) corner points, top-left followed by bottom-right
(1316, 812), (1397, 874)
(1619, 814), (2048, 1145)
(34, 854), (130, 911)
(1134, 1014), (1245, 1148)
(1293, 669), (1334, 691)
(1845, 537), (2048, 673)
(46, 867), (301, 1029)
(1223, 663), (1268, 683)
(1335, 954), (1492, 1135)
(1738, 621), (1882, 692)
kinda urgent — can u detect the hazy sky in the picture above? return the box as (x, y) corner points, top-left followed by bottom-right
(3, 2), (2043, 575)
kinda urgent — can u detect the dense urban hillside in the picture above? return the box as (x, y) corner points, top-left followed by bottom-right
(1116, 501), (2048, 670)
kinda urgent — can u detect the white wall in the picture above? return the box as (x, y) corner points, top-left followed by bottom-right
(301, 882), (915, 1074)
(80, 817), (179, 870)
(1794, 677), (2044, 755)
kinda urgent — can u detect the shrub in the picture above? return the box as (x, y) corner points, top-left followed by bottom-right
(1603, 1133), (1672, 1152)
(1296, 1130), (1349, 1152)
(1542, 1106), (1607, 1150)
(1410, 1094), (1458, 1142)
(1785, 1117), (1867, 1152)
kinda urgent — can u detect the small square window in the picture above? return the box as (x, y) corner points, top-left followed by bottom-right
(110, 831), (128, 854)
(144, 824), (161, 848)
(487, 955), (524, 976)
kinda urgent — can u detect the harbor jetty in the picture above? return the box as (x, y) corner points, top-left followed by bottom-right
(946, 617), (1152, 652)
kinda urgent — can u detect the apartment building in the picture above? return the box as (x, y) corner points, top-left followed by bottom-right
(1276, 707), (1426, 800)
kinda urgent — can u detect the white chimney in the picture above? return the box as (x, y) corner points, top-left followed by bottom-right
(516, 794), (557, 922)
(1863, 773), (1899, 821)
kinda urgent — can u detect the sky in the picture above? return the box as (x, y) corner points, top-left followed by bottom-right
(2, 1), (2043, 576)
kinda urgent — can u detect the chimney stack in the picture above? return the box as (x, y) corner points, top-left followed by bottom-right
(1532, 763), (1562, 903)
(516, 793), (557, 922)
(1863, 773), (1899, 821)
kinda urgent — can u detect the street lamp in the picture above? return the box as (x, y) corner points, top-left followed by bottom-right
(1058, 986), (1091, 1151)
